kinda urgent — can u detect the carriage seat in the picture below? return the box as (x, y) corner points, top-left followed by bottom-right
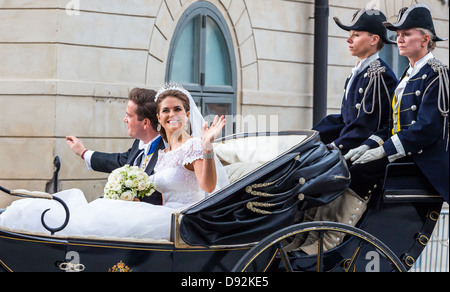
(214, 134), (308, 183)
(382, 162), (443, 203)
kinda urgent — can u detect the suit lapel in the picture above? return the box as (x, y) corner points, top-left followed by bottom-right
(127, 140), (142, 166)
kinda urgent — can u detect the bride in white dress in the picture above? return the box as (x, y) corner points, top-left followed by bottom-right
(0, 83), (228, 240)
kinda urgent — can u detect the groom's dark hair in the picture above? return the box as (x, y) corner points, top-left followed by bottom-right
(128, 88), (158, 131)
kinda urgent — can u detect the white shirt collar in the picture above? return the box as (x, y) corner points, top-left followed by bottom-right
(408, 52), (434, 78)
(394, 52), (434, 105)
(138, 135), (161, 153)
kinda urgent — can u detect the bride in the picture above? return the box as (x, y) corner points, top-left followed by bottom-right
(0, 83), (228, 240)
(152, 83), (227, 208)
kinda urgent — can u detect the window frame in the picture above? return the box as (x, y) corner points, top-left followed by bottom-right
(166, 2), (237, 118)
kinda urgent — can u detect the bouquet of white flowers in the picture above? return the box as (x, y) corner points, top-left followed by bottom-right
(103, 165), (155, 201)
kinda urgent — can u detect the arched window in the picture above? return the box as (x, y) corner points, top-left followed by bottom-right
(167, 2), (237, 125)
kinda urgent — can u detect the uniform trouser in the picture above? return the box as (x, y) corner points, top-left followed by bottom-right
(348, 157), (390, 199)
(348, 156), (413, 199)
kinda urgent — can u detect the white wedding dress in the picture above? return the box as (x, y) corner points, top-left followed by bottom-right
(0, 138), (207, 241)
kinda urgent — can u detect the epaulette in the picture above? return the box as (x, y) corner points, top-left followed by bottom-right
(367, 60), (386, 77)
(428, 58), (449, 72)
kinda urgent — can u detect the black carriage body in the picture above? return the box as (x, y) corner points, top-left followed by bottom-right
(0, 131), (444, 272)
(0, 229), (252, 272)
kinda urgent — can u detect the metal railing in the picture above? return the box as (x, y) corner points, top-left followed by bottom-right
(410, 207), (449, 272)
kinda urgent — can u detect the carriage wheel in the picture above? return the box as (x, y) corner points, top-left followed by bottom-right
(232, 221), (406, 272)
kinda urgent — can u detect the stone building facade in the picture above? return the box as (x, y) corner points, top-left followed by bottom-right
(0, 0), (448, 201)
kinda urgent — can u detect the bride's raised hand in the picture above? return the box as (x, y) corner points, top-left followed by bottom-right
(201, 115), (226, 152)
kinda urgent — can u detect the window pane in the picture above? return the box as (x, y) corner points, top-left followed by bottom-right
(204, 102), (232, 137)
(379, 45), (409, 78)
(204, 102), (231, 117)
(205, 17), (232, 86)
(170, 16), (200, 84)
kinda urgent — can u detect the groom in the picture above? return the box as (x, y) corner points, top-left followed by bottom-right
(66, 88), (166, 205)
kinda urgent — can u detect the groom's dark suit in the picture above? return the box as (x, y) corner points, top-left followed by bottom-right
(91, 138), (166, 205)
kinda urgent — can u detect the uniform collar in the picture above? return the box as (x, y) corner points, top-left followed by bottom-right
(355, 52), (380, 75)
(408, 52), (434, 78)
(345, 53), (379, 100)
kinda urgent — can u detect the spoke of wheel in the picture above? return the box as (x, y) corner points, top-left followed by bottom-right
(278, 242), (294, 272)
(346, 240), (364, 272)
(231, 222), (407, 273)
(317, 231), (325, 272)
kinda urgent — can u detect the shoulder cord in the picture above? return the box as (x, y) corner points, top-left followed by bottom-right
(359, 60), (391, 131)
(423, 59), (449, 150)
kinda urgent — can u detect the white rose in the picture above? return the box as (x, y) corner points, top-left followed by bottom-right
(136, 171), (145, 180)
(129, 167), (139, 176)
(120, 191), (134, 201)
(112, 182), (122, 192)
(125, 179), (135, 189)
(137, 181), (147, 191)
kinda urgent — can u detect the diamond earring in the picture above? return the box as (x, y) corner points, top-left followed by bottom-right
(157, 123), (161, 131)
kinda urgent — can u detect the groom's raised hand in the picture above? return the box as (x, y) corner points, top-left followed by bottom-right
(66, 136), (87, 158)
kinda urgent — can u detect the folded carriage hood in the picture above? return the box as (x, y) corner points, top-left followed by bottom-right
(179, 131), (351, 247)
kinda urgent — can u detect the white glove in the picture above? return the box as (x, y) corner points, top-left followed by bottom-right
(344, 145), (370, 162)
(353, 146), (386, 164)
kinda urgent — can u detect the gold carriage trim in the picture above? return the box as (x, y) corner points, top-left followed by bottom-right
(429, 211), (440, 221)
(245, 182), (275, 197)
(246, 202), (276, 215)
(417, 234), (429, 246)
(404, 255), (416, 267)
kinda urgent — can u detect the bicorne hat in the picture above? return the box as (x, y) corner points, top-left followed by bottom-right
(334, 8), (396, 44)
(383, 4), (447, 42)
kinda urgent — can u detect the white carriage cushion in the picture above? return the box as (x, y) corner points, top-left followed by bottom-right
(224, 162), (262, 184)
(214, 134), (307, 182)
(214, 135), (307, 165)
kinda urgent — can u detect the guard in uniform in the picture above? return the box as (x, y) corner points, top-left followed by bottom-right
(298, 8), (398, 255)
(313, 8), (398, 155)
(350, 4), (449, 203)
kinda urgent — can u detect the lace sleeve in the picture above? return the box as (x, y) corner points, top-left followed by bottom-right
(182, 137), (204, 166)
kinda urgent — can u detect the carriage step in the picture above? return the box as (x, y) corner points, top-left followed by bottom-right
(382, 162), (443, 203)
(384, 189), (443, 203)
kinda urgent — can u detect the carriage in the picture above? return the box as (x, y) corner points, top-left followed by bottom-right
(0, 130), (444, 272)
